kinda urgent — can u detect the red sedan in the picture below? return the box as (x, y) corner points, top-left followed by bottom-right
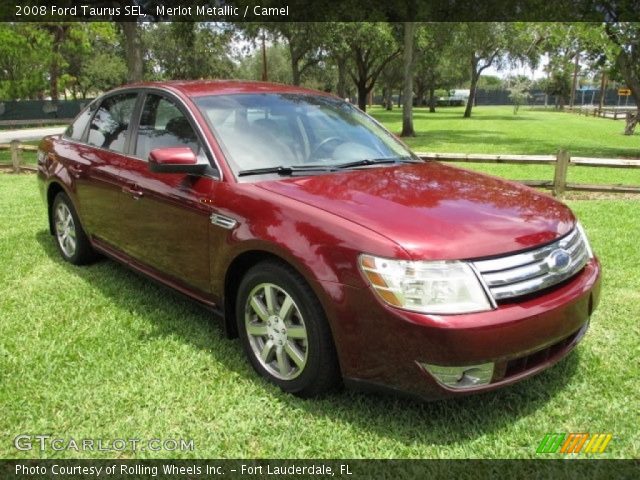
(37, 81), (600, 400)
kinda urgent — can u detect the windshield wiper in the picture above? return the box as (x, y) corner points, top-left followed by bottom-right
(238, 157), (420, 177)
(333, 156), (420, 170)
(238, 165), (338, 177)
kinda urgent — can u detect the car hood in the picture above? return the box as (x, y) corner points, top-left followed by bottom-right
(256, 163), (575, 260)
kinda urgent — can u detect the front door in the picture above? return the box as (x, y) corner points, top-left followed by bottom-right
(116, 92), (215, 295)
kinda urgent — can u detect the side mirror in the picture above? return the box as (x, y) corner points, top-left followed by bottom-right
(148, 147), (207, 174)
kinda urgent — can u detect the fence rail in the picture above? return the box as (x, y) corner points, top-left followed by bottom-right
(0, 140), (38, 173)
(417, 150), (640, 196)
(0, 118), (73, 127)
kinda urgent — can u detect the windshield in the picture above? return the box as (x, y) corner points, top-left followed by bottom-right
(193, 93), (418, 178)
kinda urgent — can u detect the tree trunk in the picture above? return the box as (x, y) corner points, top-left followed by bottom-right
(357, 81), (368, 111)
(624, 111), (639, 135)
(414, 81), (426, 108)
(383, 88), (393, 110)
(336, 57), (348, 99)
(429, 87), (436, 113)
(291, 64), (301, 86)
(290, 47), (302, 86)
(464, 72), (479, 118)
(401, 23), (415, 136)
(120, 22), (143, 83)
(47, 25), (67, 102)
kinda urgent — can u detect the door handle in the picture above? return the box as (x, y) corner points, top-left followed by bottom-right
(122, 185), (144, 200)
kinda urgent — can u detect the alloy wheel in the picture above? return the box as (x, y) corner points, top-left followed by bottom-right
(55, 202), (77, 258)
(244, 282), (309, 380)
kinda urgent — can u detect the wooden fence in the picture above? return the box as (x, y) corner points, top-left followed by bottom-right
(0, 140), (38, 173)
(418, 150), (640, 196)
(2, 140), (639, 196)
(564, 106), (637, 120)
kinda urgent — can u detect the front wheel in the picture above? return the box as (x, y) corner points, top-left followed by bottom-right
(236, 261), (340, 397)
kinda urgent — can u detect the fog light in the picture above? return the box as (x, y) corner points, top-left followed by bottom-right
(420, 362), (494, 389)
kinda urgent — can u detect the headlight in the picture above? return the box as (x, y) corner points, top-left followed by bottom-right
(359, 254), (492, 314)
(576, 222), (594, 259)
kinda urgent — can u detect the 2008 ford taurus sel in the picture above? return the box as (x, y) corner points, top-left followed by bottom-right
(37, 81), (601, 400)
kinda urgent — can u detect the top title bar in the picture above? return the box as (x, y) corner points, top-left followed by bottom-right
(1, 0), (640, 22)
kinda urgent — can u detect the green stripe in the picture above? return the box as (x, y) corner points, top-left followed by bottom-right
(537, 433), (565, 453)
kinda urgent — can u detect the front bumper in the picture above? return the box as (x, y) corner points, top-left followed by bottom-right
(322, 257), (601, 400)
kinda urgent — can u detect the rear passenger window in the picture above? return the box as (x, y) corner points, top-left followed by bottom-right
(64, 106), (92, 141)
(135, 94), (201, 161)
(87, 93), (137, 153)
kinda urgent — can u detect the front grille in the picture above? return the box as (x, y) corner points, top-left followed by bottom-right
(473, 228), (589, 301)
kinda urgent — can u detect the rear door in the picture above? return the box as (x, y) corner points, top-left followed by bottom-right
(65, 92), (139, 247)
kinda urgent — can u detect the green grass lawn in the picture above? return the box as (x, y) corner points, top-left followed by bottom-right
(372, 105), (640, 189)
(1, 173), (638, 460)
(370, 105), (640, 159)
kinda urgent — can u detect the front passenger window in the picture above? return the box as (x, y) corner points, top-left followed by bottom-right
(135, 94), (202, 162)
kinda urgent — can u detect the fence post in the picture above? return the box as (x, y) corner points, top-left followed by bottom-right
(10, 139), (22, 173)
(553, 149), (570, 197)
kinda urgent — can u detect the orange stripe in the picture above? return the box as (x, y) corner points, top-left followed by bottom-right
(572, 434), (589, 453)
(560, 434), (578, 453)
(561, 433), (589, 453)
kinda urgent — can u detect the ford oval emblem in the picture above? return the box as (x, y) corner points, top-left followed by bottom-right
(546, 249), (572, 273)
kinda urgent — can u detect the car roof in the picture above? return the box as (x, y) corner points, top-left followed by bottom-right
(127, 80), (336, 99)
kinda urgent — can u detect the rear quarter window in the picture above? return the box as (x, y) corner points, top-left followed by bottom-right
(87, 93), (138, 153)
(64, 107), (93, 141)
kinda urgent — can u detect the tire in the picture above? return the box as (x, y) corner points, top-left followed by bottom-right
(51, 192), (98, 265)
(236, 260), (340, 397)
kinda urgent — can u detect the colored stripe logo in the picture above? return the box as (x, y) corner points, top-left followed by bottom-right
(537, 433), (612, 454)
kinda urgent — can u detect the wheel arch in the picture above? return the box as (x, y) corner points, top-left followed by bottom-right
(223, 249), (332, 341)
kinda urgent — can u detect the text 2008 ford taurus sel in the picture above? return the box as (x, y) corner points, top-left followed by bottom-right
(37, 81), (601, 400)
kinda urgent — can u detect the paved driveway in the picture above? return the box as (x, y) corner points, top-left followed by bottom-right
(0, 126), (65, 143)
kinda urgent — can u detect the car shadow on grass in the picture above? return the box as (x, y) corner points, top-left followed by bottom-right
(36, 229), (581, 448)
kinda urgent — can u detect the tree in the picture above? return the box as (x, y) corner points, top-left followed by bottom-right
(413, 23), (468, 113)
(235, 41), (293, 84)
(537, 23), (584, 110)
(39, 23), (70, 101)
(61, 23), (127, 98)
(505, 75), (531, 114)
(602, 22), (640, 135)
(345, 23), (401, 111)
(379, 56), (403, 110)
(549, 20), (640, 134)
(456, 23), (539, 118)
(401, 22), (416, 137)
(0, 24), (50, 99)
(323, 23), (353, 99)
(267, 23), (326, 86)
(144, 23), (234, 80)
(118, 22), (143, 82)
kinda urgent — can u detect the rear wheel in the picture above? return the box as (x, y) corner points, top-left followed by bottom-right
(52, 192), (98, 265)
(236, 260), (340, 397)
